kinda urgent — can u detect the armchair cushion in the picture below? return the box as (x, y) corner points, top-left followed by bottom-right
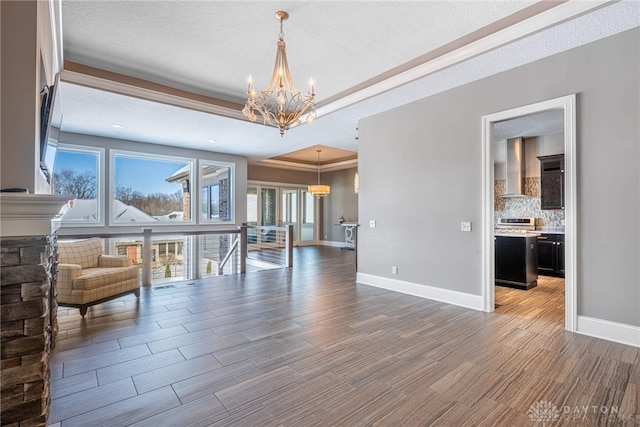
(72, 267), (139, 291)
(99, 255), (131, 268)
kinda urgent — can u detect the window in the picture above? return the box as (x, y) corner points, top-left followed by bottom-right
(52, 145), (103, 225)
(112, 151), (193, 225)
(200, 160), (233, 222)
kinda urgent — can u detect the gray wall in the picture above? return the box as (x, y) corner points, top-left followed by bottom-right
(358, 28), (639, 327)
(321, 167), (359, 242)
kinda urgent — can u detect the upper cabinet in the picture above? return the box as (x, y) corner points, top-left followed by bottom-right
(538, 154), (564, 210)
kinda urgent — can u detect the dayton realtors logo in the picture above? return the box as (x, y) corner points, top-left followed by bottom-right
(527, 400), (560, 425)
(527, 400), (633, 425)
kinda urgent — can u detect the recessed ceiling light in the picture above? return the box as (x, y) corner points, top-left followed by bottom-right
(111, 123), (123, 128)
(208, 139), (216, 143)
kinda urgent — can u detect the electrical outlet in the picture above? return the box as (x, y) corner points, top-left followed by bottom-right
(392, 266), (398, 275)
(369, 220), (376, 228)
(461, 221), (472, 232)
(324, 234), (328, 239)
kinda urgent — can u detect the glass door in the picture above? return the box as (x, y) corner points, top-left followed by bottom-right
(300, 190), (315, 243)
(247, 186), (279, 245)
(281, 188), (298, 243)
(246, 186), (258, 245)
(247, 187), (258, 227)
(261, 187), (278, 227)
(260, 187), (278, 245)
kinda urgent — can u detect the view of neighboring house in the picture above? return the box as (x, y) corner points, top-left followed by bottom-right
(166, 162), (232, 222)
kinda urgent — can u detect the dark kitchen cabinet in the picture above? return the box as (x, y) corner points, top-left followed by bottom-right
(538, 154), (564, 210)
(537, 233), (565, 277)
(495, 235), (538, 290)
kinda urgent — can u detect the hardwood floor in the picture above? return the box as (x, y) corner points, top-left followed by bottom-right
(48, 247), (639, 426)
(495, 275), (566, 325)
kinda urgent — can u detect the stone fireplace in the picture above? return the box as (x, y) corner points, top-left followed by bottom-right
(1, 194), (69, 426)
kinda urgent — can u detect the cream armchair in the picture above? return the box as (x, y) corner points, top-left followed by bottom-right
(57, 238), (140, 316)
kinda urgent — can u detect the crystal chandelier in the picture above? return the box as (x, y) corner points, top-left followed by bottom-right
(242, 11), (315, 137)
(308, 150), (330, 198)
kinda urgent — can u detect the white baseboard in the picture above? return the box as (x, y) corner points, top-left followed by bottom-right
(356, 273), (484, 311)
(576, 315), (640, 348)
(320, 240), (346, 248)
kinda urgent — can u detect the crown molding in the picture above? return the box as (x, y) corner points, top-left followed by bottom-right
(254, 158), (358, 172)
(60, 65), (248, 122)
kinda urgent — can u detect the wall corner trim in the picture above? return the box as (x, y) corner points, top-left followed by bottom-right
(576, 316), (640, 348)
(356, 273), (483, 311)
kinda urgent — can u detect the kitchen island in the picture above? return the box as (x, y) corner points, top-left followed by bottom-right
(495, 234), (539, 290)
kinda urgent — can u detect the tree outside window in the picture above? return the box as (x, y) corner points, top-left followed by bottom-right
(52, 146), (102, 224)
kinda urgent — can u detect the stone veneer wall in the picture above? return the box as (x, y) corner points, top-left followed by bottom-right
(494, 178), (565, 228)
(1, 235), (58, 426)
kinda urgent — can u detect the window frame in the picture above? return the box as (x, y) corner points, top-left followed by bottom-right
(110, 150), (195, 226)
(55, 143), (105, 227)
(199, 159), (235, 224)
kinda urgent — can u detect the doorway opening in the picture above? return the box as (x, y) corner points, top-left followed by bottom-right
(481, 95), (576, 332)
(247, 183), (318, 246)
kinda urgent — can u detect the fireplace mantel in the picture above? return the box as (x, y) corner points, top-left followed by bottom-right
(0, 194), (71, 237)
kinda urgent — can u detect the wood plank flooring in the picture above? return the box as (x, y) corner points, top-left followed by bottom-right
(48, 247), (639, 426)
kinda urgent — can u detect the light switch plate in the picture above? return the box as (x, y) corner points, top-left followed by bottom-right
(461, 221), (472, 232)
(369, 220), (376, 228)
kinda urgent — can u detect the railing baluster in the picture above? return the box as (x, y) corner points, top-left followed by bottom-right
(286, 225), (293, 268)
(240, 224), (247, 274)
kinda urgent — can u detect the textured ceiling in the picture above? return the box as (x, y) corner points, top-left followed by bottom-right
(55, 1), (639, 166)
(61, 1), (535, 104)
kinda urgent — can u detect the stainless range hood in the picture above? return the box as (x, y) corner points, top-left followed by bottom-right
(503, 137), (526, 197)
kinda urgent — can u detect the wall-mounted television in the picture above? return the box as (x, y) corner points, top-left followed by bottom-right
(39, 73), (62, 183)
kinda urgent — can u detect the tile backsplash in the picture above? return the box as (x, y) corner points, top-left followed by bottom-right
(494, 178), (565, 229)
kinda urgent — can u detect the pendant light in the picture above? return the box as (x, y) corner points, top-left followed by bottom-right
(308, 150), (330, 198)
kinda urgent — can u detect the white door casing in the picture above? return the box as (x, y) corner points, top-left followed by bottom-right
(481, 94), (577, 332)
